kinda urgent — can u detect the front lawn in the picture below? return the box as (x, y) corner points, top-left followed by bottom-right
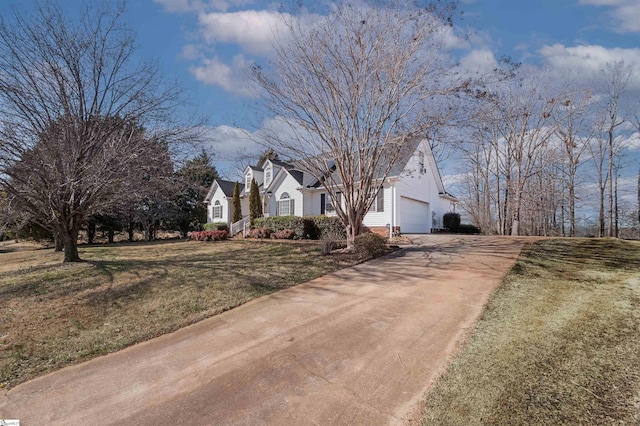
(419, 238), (640, 424)
(0, 239), (360, 389)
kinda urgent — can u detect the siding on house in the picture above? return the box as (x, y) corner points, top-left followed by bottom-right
(394, 140), (454, 230)
(269, 173), (304, 217)
(362, 184), (392, 228)
(208, 186), (230, 224)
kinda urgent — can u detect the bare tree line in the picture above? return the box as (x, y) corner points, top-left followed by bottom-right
(454, 61), (637, 237)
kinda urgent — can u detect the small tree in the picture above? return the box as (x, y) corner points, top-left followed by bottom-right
(249, 178), (262, 226)
(0, 1), (187, 262)
(252, 0), (463, 249)
(443, 212), (461, 232)
(232, 182), (242, 223)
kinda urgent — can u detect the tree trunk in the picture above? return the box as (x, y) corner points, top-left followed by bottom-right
(62, 227), (81, 262)
(614, 172), (619, 238)
(108, 229), (115, 243)
(128, 221), (135, 242)
(607, 128), (614, 237)
(54, 234), (63, 252)
(87, 219), (96, 244)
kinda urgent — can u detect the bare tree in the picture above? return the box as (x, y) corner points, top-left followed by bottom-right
(252, 0), (463, 248)
(600, 61), (632, 237)
(552, 87), (594, 237)
(0, 1), (187, 261)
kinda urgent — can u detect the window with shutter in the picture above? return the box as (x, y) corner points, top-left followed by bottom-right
(368, 188), (384, 212)
(278, 192), (292, 216)
(213, 200), (223, 219)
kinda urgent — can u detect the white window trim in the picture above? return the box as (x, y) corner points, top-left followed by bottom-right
(369, 188), (384, 212)
(418, 151), (426, 174)
(264, 166), (272, 187)
(213, 201), (223, 219)
(277, 192), (292, 216)
(325, 192), (341, 214)
(278, 199), (292, 216)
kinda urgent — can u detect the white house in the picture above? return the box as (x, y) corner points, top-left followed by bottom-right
(204, 179), (248, 225)
(205, 137), (457, 235)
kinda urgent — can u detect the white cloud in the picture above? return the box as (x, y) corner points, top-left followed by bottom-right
(201, 124), (262, 178)
(154, 0), (254, 13)
(198, 9), (290, 55)
(189, 54), (256, 96)
(539, 44), (640, 89)
(579, 0), (640, 33)
(459, 49), (498, 75)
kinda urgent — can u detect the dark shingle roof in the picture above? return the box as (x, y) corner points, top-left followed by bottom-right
(217, 179), (242, 197)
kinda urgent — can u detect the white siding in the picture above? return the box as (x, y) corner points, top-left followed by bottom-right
(208, 187), (231, 224)
(303, 191), (315, 216)
(270, 173), (303, 217)
(394, 140), (453, 232)
(362, 184), (392, 227)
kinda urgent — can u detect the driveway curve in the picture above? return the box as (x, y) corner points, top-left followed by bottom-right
(0, 235), (532, 425)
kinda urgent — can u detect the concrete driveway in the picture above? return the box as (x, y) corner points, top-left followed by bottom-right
(0, 235), (531, 425)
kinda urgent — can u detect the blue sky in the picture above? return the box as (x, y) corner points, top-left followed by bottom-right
(1, 0), (640, 187)
(127, 0), (640, 174)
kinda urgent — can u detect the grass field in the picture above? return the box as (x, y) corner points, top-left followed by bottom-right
(420, 238), (640, 425)
(0, 239), (360, 389)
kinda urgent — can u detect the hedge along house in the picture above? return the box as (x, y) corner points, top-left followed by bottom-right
(205, 137), (457, 236)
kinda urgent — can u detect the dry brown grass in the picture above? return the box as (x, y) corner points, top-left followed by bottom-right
(0, 239), (360, 389)
(420, 238), (640, 425)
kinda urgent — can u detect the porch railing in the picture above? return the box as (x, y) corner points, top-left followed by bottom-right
(230, 216), (250, 237)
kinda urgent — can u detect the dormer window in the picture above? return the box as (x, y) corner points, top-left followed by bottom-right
(418, 151), (425, 174)
(264, 165), (272, 187)
(245, 173), (251, 190)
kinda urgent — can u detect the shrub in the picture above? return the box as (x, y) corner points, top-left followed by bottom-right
(309, 215), (346, 240)
(321, 239), (347, 255)
(443, 212), (461, 232)
(203, 222), (229, 232)
(254, 216), (313, 239)
(247, 227), (274, 239)
(272, 229), (296, 240)
(353, 232), (387, 260)
(457, 224), (481, 234)
(189, 230), (228, 241)
(250, 215), (346, 240)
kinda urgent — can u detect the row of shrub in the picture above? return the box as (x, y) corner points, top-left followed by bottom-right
(247, 228), (297, 240)
(253, 216), (346, 240)
(189, 230), (228, 241)
(203, 222), (229, 232)
(442, 213), (481, 234)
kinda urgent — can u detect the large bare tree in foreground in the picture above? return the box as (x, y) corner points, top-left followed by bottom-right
(253, 0), (463, 248)
(0, 1), (186, 262)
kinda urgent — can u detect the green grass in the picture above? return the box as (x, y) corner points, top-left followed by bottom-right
(420, 238), (640, 425)
(0, 239), (360, 389)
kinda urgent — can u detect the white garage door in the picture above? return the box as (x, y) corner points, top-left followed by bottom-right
(401, 197), (429, 233)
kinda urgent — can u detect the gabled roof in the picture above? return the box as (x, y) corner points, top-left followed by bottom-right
(299, 137), (451, 197)
(239, 137), (454, 198)
(204, 179), (243, 202)
(267, 159), (290, 168)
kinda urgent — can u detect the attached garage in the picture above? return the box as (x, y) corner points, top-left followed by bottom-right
(400, 197), (430, 233)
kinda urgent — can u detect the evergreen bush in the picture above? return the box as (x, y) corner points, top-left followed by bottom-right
(254, 216), (313, 239)
(353, 232), (387, 260)
(443, 212), (461, 232)
(203, 222), (229, 231)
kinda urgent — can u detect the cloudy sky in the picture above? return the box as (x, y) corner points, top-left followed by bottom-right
(1, 0), (639, 183)
(124, 0), (640, 175)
